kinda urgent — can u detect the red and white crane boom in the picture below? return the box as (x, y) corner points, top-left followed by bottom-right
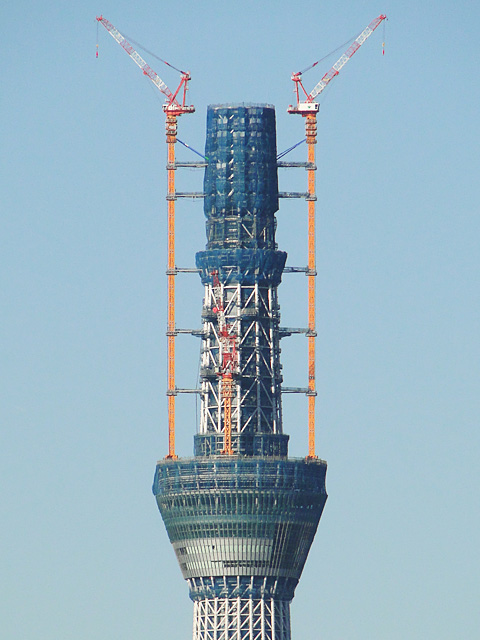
(96, 15), (195, 460)
(287, 14), (386, 459)
(96, 15), (194, 115)
(288, 14), (386, 114)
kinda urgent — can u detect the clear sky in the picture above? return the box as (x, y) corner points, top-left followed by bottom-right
(2, 1), (479, 639)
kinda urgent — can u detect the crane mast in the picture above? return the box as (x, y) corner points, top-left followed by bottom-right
(288, 14), (386, 459)
(96, 15), (195, 460)
(211, 271), (238, 456)
(96, 13), (385, 462)
(95, 14), (387, 638)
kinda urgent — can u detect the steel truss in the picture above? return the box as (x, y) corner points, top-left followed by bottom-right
(193, 597), (291, 640)
(199, 280), (283, 444)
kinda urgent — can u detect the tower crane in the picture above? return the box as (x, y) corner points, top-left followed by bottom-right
(287, 14), (386, 460)
(96, 15), (195, 460)
(211, 271), (238, 455)
(96, 16), (194, 116)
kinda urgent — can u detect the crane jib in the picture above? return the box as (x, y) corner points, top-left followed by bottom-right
(307, 14), (386, 102)
(97, 16), (184, 108)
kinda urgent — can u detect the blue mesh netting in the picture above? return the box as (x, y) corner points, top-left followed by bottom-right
(198, 104), (285, 286)
(195, 248), (286, 286)
(203, 104), (279, 251)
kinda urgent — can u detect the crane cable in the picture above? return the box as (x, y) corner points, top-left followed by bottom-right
(121, 31), (187, 75)
(277, 138), (306, 160)
(297, 29), (362, 76)
(95, 18), (186, 74)
(177, 138), (208, 161)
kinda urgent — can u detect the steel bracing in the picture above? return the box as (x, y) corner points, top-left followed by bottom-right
(154, 104), (327, 640)
(98, 15), (386, 638)
(199, 281), (283, 442)
(193, 596), (290, 640)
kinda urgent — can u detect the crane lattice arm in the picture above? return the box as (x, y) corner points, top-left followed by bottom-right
(96, 15), (195, 459)
(96, 15), (194, 115)
(287, 14), (386, 459)
(288, 13), (386, 114)
(212, 271), (238, 455)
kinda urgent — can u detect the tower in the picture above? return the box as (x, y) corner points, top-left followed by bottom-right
(153, 104), (327, 640)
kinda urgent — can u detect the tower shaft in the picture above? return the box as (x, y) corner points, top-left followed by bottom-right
(154, 104), (327, 640)
(196, 279), (285, 456)
(193, 591), (291, 640)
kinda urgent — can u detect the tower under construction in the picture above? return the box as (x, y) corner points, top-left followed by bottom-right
(96, 12), (387, 639)
(153, 104), (327, 640)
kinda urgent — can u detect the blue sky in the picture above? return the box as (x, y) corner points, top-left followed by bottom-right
(2, 1), (479, 639)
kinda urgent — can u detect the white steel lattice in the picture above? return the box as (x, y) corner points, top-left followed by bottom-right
(192, 597), (291, 640)
(199, 281), (283, 441)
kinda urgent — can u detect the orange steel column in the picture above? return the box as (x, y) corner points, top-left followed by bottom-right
(306, 114), (318, 459)
(222, 374), (233, 455)
(166, 115), (177, 459)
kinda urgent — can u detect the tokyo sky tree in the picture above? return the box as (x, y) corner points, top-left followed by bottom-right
(153, 104), (327, 640)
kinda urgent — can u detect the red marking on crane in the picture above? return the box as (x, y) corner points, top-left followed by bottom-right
(95, 15), (194, 116)
(288, 14), (387, 114)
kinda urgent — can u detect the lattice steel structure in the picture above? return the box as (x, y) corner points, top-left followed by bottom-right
(196, 279), (285, 456)
(153, 104), (327, 640)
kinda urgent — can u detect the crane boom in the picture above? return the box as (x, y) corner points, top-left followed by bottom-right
(309, 14), (386, 101)
(96, 15), (194, 115)
(287, 14), (386, 459)
(288, 14), (386, 114)
(96, 15), (195, 460)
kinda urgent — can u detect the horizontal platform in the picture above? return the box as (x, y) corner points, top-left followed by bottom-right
(279, 191), (309, 199)
(173, 266), (310, 274)
(175, 328), (205, 337)
(174, 192), (205, 199)
(172, 161), (208, 168)
(283, 266), (308, 273)
(278, 327), (308, 336)
(172, 161), (315, 170)
(168, 191), (316, 200)
(277, 161), (316, 169)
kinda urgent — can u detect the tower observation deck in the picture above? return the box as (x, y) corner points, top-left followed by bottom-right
(153, 104), (327, 640)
